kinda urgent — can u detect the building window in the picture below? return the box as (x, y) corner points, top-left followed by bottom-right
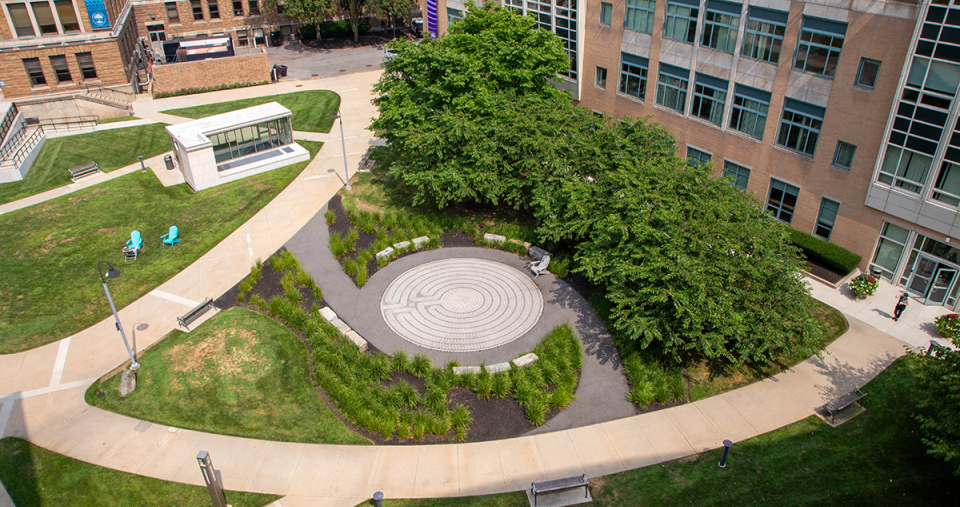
(237, 30), (248, 46)
(872, 222), (910, 280)
(23, 58), (46, 86)
(794, 16), (847, 77)
(596, 66), (607, 88)
(8, 3), (35, 37)
(167, 2), (180, 21)
(191, 0), (203, 20)
(691, 73), (728, 125)
(49, 55), (71, 83)
(878, 145), (933, 194)
(766, 179), (799, 223)
(664, 0), (699, 44)
(624, 0), (655, 34)
(248, 0), (259, 16)
(729, 84), (770, 140)
(934, 161), (960, 207)
(233, 0), (242, 15)
(656, 63), (689, 113)
(147, 23), (166, 41)
(209, 0), (220, 18)
(600, 2), (612, 25)
(776, 98), (824, 156)
(723, 161), (750, 190)
(277, 0), (283, 14)
(30, 1), (58, 34)
(687, 147), (711, 167)
(448, 7), (462, 24)
(742, 6), (786, 64)
(833, 141), (856, 169)
(55, 0), (80, 32)
(76, 52), (96, 80)
(856, 58), (881, 88)
(210, 118), (294, 166)
(814, 198), (840, 240)
(701, 0), (741, 54)
(618, 52), (648, 100)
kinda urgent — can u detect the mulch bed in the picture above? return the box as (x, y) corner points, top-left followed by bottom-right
(803, 257), (849, 285)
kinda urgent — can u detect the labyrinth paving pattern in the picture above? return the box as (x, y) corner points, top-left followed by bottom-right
(380, 258), (544, 352)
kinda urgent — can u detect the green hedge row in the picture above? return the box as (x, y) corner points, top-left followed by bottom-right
(788, 228), (861, 275)
(298, 19), (371, 40)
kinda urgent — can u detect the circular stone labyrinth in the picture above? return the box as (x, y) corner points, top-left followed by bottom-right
(380, 258), (544, 352)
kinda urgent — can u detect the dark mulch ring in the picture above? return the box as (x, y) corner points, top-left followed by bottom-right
(441, 230), (478, 248)
(214, 247), (327, 312)
(803, 257), (850, 285)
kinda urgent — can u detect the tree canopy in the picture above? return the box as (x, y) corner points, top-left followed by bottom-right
(368, 2), (826, 366)
(915, 338), (960, 475)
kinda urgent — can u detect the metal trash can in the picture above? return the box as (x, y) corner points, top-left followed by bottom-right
(275, 64), (287, 77)
(164, 154), (174, 170)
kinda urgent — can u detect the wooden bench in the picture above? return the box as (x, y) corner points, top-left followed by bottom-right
(68, 162), (99, 182)
(824, 389), (868, 424)
(177, 298), (216, 331)
(530, 474), (591, 507)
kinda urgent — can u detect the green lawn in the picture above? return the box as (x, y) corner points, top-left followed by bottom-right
(0, 437), (279, 507)
(161, 90), (341, 132)
(0, 124), (172, 205)
(98, 116), (141, 124)
(0, 140), (323, 354)
(85, 307), (367, 445)
(353, 355), (960, 507)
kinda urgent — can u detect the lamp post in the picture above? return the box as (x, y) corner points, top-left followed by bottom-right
(98, 261), (140, 370)
(331, 109), (351, 190)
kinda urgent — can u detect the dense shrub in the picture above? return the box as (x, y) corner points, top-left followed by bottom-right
(788, 228), (861, 275)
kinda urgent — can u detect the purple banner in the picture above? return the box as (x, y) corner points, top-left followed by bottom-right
(427, 0), (438, 38)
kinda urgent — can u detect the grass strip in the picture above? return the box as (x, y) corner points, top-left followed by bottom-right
(0, 140), (322, 354)
(85, 307), (366, 445)
(352, 355), (960, 507)
(0, 124), (171, 205)
(97, 116), (141, 124)
(161, 90), (341, 132)
(0, 437), (279, 507)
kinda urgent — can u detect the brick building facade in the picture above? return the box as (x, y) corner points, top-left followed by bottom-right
(428, 1), (960, 311)
(0, 0), (138, 99)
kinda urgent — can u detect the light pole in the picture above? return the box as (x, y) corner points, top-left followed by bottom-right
(331, 109), (351, 190)
(98, 261), (140, 370)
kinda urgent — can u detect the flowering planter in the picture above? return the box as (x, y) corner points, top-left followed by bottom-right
(849, 273), (879, 300)
(935, 313), (960, 340)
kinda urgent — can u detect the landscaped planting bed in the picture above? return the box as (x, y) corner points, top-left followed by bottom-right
(213, 251), (584, 444)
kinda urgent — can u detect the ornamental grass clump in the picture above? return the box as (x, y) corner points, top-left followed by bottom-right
(849, 273), (879, 300)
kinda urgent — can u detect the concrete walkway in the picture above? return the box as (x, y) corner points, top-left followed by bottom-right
(0, 70), (934, 507)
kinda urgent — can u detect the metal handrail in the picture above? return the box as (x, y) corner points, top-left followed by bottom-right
(37, 115), (99, 132)
(84, 83), (135, 103)
(0, 103), (19, 144)
(0, 125), (43, 168)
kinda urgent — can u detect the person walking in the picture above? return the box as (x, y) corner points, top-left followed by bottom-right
(893, 292), (910, 321)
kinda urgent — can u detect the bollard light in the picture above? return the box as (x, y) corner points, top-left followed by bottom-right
(927, 340), (941, 356)
(138, 155), (145, 173)
(373, 491), (384, 507)
(197, 451), (227, 507)
(718, 439), (733, 468)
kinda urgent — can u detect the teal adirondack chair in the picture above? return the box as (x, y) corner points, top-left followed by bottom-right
(161, 226), (180, 246)
(126, 230), (143, 250)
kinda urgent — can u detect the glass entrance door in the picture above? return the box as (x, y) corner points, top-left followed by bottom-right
(909, 256), (938, 295)
(927, 267), (958, 305)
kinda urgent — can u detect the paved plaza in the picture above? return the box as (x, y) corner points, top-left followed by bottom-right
(381, 258), (545, 353)
(0, 68), (953, 507)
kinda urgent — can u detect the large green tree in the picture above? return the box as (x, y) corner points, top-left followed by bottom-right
(267, 0), (337, 40)
(368, 0), (418, 39)
(535, 148), (825, 365)
(369, 2), (570, 208)
(915, 337), (960, 475)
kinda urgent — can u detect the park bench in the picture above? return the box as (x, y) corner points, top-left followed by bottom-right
(177, 298), (216, 331)
(529, 474), (591, 507)
(68, 161), (99, 182)
(823, 389), (868, 424)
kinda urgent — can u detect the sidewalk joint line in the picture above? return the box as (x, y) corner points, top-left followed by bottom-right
(49, 336), (72, 388)
(246, 442), (272, 491)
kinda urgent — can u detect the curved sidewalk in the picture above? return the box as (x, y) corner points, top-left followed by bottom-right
(0, 70), (923, 507)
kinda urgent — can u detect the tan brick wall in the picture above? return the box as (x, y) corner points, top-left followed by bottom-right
(576, 0), (917, 268)
(151, 49), (269, 95)
(0, 41), (129, 99)
(132, 0), (300, 46)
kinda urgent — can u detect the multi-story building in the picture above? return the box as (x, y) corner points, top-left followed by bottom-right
(427, 1), (960, 311)
(0, 0), (140, 99)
